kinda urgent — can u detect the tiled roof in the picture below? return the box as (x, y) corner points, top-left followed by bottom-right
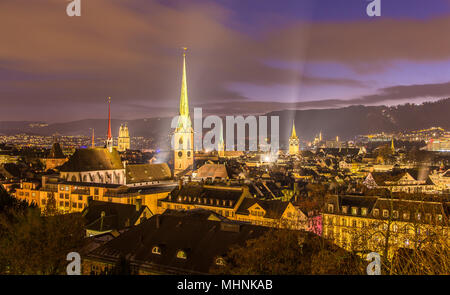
(194, 163), (228, 179)
(82, 200), (148, 232)
(126, 163), (172, 184)
(236, 198), (290, 219)
(60, 148), (123, 172)
(84, 209), (269, 274)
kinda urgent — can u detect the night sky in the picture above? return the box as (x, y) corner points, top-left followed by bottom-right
(1, 0), (450, 122)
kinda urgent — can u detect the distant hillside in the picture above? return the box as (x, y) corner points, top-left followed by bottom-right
(0, 99), (449, 146)
(272, 98), (450, 144)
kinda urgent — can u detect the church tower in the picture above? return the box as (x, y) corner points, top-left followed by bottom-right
(106, 97), (113, 152)
(173, 49), (194, 175)
(391, 137), (395, 153)
(118, 124), (130, 152)
(289, 121), (299, 155)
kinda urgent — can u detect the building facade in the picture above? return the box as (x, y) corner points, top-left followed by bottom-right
(322, 195), (449, 258)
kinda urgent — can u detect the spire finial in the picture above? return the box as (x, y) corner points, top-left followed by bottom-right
(291, 120), (297, 139)
(107, 97), (112, 140)
(106, 97), (113, 152)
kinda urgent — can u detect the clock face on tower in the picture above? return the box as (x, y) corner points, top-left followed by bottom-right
(178, 151), (183, 158)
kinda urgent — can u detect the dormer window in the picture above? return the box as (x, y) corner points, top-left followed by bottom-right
(215, 257), (226, 266)
(176, 250), (187, 260)
(351, 207), (358, 215)
(403, 212), (410, 220)
(416, 213), (421, 221)
(383, 210), (389, 218)
(361, 208), (367, 216)
(393, 210), (399, 219)
(342, 206), (348, 214)
(152, 246), (162, 255)
(373, 209), (379, 217)
(327, 204), (334, 213)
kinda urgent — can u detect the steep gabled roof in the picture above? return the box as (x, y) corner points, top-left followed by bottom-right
(48, 142), (65, 159)
(82, 200), (149, 232)
(194, 163), (228, 179)
(236, 198), (290, 219)
(126, 163), (172, 184)
(85, 209), (269, 274)
(60, 148), (123, 172)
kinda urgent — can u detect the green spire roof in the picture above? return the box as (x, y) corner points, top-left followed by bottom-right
(179, 52), (189, 118)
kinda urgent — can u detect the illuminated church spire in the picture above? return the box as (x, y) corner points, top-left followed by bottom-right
(289, 120), (299, 155)
(177, 48), (191, 130)
(391, 137), (395, 152)
(290, 121), (297, 139)
(106, 97), (113, 152)
(174, 48), (194, 175)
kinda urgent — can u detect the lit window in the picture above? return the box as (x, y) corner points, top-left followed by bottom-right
(373, 209), (379, 217)
(393, 211), (399, 219)
(152, 246), (161, 255)
(342, 206), (348, 214)
(403, 212), (410, 220)
(215, 257), (226, 266)
(176, 250), (187, 260)
(351, 207), (358, 215)
(361, 208), (367, 216)
(328, 204), (334, 213)
(383, 210), (389, 218)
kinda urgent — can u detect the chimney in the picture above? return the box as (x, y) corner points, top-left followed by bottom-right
(156, 215), (160, 229)
(100, 211), (105, 231)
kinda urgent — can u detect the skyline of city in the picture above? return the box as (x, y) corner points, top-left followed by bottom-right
(0, 0), (449, 279)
